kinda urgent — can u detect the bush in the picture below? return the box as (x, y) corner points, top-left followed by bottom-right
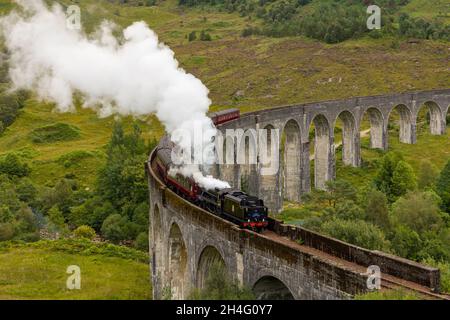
(73, 225), (96, 240)
(321, 218), (389, 251)
(391, 161), (417, 198)
(200, 30), (212, 41)
(0, 222), (14, 241)
(188, 31), (197, 41)
(422, 258), (450, 293)
(390, 225), (422, 260)
(134, 232), (149, 251)
(418, 160), (439, 190)
(392, 191), (444, 234)
(364, 189), (390, 231)
(0, 153), (30, 177)
(101, 214), (128, 243)
(29, 123), (81, 144)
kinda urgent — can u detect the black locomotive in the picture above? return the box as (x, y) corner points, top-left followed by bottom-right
(154, 137), (268, 231)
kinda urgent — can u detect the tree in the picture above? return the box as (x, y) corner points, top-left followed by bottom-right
(374, 152), (404, 202)
(364, 189), (390, 231)
(39, 179), (75, 214)
(392, 160), (417, 198)
(392, 191), (444, 234)
(436, 159), (450, 213)
(47, 205), (69, 235)
(316, 179), (357, 208)
(97, 122), (149, 209)
(418, 160), (439, 190)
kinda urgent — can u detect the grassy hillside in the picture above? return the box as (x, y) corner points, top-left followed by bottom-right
(0, 99), (164, 188)
(0, 240), (151, 300)
(402, 0), (450, 21)
(0, 0), (448, 187)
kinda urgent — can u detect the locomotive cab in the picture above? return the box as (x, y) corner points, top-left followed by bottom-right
(222, 190), (269, 231)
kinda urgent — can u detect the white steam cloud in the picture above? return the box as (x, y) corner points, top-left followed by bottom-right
(0, 0), (229, 190)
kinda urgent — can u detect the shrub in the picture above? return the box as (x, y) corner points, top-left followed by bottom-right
(188, 31), (197, 41)
(391, 161), (417, 198)
(200, 30), (212, 41)
(0, 222), (14, 241)
(29, 123), (81, 144)
(364, 189), (390, 231)
(134, 232), (149, 251)
(418, 160), (439, 190)
(392, 191), (444, 234)
(321, 218), (389, 251)
(101, 214), (128, 243)
(0, 153), (30, 177)
(390, 225), (422, 260)
(73, 225), (96, 240)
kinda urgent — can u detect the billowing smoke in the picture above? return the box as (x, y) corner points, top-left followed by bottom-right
(0, 0), (229, 190)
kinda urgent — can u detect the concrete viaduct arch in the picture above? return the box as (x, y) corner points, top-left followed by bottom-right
(217, 89), (450, 213)
(147, 139), (444, 299)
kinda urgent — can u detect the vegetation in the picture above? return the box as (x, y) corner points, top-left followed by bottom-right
(188, 261), (255, 300)
(355, 288), (420, 300)
(0, 239), (151, 299)
(0, 120), (156, 249)
(280, 153), (450, 293)
(29, 123), (81, 144)
(177, 0), (449, 42)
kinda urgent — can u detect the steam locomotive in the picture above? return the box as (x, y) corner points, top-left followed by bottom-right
(154, 135), (268, 232)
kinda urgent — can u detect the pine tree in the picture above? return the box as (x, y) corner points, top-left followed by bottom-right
(374, 152), (403, 201)
(436, 159), (450, 213)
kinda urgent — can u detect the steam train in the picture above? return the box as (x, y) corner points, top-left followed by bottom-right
(208, 108), (240, 125)
(154, 135), (269, 232)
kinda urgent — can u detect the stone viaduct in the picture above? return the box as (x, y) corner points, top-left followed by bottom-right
(147, 89), (450, 300)
(215, 89), (450, 212)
